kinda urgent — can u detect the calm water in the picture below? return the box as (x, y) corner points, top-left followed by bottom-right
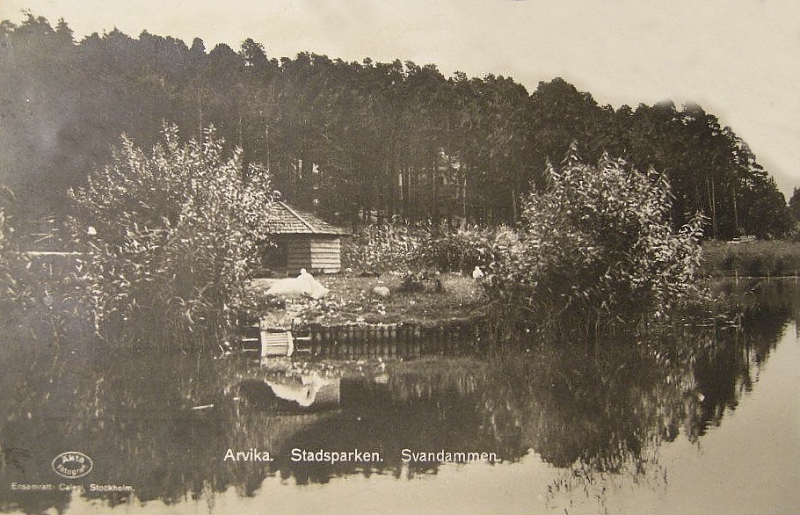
(1, 280), (799, 515)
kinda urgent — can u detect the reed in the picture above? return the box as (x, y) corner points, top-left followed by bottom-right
(701, 240), (800, 277)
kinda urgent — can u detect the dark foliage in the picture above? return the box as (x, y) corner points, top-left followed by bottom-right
(0, 14), (791, 239)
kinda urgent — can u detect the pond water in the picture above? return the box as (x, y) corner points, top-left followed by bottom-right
(1, 279), (799, 515)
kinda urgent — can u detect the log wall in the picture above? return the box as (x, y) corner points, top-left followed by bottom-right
(299, 317), (490, 359)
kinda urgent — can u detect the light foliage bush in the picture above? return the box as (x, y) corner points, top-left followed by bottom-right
(486, 148), (706, 333)
(70, 125), (274, 347)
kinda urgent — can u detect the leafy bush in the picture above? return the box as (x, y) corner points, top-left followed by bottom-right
(69, 125), (274, 348)
(486, 148), (706, 333)
(341, 223), (425, 273)
(342, 222), (517, 278)
(410, 225), (516, 274)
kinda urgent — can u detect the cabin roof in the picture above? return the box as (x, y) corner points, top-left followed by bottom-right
(265, 201), (349, 235)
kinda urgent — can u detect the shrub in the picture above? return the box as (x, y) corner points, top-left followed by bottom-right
(410, 225), (515, 274)
(69, 124), (274, 348)
(341, 223), (425, 273)
(487, 148), (706, 333)
(342, 222), (518, 281)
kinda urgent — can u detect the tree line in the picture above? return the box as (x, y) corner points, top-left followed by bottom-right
(0, 13), (792, 238)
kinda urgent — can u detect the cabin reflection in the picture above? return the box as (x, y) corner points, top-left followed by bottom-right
(236, 373), (342, 413)
(1, 280), (796, 514)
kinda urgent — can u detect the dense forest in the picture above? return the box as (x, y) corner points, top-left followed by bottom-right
(0, 13), (793, 239)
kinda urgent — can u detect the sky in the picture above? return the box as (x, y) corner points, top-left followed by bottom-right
(2, 0), (800, 197)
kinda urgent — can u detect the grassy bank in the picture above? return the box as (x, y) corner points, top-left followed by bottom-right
(247, 272), (486, 327)
(701, 240), (800, 277)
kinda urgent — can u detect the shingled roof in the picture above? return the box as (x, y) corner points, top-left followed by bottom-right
(264, 201), (350, 235)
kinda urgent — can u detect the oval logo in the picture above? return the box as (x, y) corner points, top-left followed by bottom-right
(52, 452), (93, 479)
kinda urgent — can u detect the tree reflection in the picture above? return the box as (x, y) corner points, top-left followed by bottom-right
(0, 281), (795, 514)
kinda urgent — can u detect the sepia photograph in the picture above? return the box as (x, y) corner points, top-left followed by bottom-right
(1, 1), (799, 514)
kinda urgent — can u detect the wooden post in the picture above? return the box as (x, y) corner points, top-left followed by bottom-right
(348, 325), (356, 358)
(345, 325), (353, 359)
(378, 325), (386, 356)
(359, 325), (366, 357)
(388, 324), (397, 356)
(398, 324), (407, 358)
(333, 326), (340, 358)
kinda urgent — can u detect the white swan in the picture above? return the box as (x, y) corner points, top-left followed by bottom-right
(265, 270), (329, 299)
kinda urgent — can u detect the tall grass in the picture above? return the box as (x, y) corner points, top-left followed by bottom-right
(68, 125), (274, 349)
(341, 223), (425, 273)
(701, 240), (800, 277)
(341, 222), (517, 276)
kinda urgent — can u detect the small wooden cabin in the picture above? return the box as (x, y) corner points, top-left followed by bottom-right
(264, 202), (350, 275)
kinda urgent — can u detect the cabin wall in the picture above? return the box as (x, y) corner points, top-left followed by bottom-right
(281, 235), (341, 275)
(309, 237), (341, 273)
(284, 237), (311, 275)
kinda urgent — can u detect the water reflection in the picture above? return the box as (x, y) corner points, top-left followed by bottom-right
(237, 373), (341, 412)
(1, 279), (797, 514)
